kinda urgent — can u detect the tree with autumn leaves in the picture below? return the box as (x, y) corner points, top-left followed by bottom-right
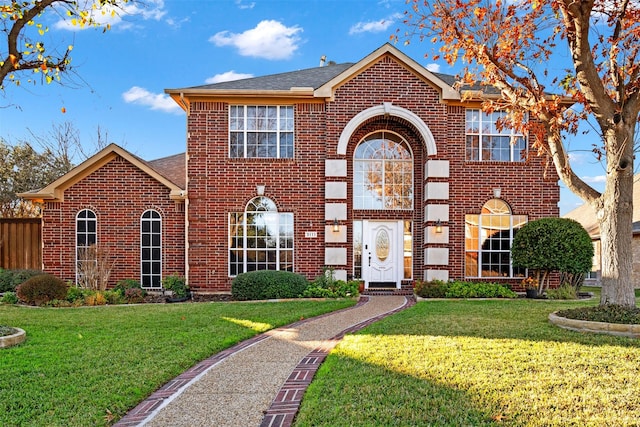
(399, 0), (639, 307)
(0, 0), (131, 90)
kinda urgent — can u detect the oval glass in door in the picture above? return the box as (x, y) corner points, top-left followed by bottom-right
(375, 229), (390, 261)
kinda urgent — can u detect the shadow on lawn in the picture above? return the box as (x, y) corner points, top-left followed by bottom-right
(296, 353), (504, 427)
(360, 299), (640, 348)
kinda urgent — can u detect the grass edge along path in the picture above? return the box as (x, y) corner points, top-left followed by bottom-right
(0, 299), (355, 426)
(295, 298), (640, 427)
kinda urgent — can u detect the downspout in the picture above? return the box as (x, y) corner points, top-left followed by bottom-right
(182, 91), (190, 290)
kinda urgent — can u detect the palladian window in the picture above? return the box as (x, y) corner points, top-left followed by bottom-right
(229, 197), (294, 276)
(353, 132), (413, 210)
(465, 199), (527, 278)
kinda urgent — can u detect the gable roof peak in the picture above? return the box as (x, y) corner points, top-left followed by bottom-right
(314, 43), (460, 101)
(19, 143), (185, 203)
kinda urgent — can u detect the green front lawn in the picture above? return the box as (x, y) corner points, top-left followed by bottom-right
(295, 296), (640, 426)
(0, 299), (355, 426)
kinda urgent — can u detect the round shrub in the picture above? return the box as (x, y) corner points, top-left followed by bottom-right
(232, 270), (309, 301)
(511, 218), (593, 292)
(16, 274), (68, 306)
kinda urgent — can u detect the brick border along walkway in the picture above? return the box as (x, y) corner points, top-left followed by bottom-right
(115, 296), (414, 427)
(260, 296), (415, 427)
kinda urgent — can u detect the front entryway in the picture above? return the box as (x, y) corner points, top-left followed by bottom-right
(362, 220), (404, 289)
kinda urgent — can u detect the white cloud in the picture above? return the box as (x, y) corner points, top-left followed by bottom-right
(583, 175), (607, 184)
(165, 16), (190, 29)
(235, 0), (256, 9)
(426, 63), (441, 73)
(567, 152), (589, 164)
(53, 0), (166, 31)
(349, 13), (403, 35)
(122, 86), (182, 114)
(205, 71), (254, 84)
(210, 20), (302, 60)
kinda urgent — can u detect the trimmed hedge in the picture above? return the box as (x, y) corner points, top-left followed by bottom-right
(16, 274), (68, 305)
(415, 280), (517, 299)
(232, 270), (309, 301)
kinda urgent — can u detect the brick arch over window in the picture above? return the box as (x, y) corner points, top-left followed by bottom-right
(337, 102), (436, 156)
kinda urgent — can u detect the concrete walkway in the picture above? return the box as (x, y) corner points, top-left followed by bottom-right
(115, 295), (413, 427)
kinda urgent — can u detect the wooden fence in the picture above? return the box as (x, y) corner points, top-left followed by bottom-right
(0, 218), (42, 270)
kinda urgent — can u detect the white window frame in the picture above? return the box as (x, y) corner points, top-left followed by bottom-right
(353, 131), (414, 210)
(228, 197), (294, 276)
(141, 209), (162, 289)
(75, 209), (97, 286)
(465, 109), (527, 162)
(465, 199), (527, 278)
(229, 105), (294, 158)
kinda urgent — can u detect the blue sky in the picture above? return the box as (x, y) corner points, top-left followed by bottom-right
(0, 0), (606, 214)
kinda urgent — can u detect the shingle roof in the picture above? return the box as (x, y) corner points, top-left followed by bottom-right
(180, 62), (498, 97)
(148, 152), (186, 189)
(563, 175), (640, 237)
(186, 62), (355, 91)
(432, 72), (501, 95)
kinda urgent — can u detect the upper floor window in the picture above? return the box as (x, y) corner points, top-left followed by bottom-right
(465, 199), (527, 278)
(229, 196), (294, 276)
(353, 131), (413, 210)
(230, 106), (294, 158)
(466, 109), (526, 162)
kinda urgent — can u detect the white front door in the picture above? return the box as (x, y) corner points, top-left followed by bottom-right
(362, 220), (404, 289)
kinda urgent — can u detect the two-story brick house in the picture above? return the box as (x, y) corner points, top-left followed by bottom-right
(23, 43), (559, 294)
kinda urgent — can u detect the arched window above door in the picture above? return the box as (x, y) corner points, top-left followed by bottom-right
(353, 131), (413, 210)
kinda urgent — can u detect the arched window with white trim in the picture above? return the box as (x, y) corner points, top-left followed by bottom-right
(76, 209), (97, 286)
(229, 196), (294, 276)
(353, 131), (413, 210)
(465, 199), (527, 277)
(141, 210), (162, 289)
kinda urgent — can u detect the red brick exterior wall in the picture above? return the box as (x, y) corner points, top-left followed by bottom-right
(40, 52), (558, 294)
(186, 101), (328, 292)
(41, 155), (185, 287)
(185, 53), (559, 292)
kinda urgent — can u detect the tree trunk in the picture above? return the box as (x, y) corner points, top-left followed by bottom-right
(597, 131), (636, 307)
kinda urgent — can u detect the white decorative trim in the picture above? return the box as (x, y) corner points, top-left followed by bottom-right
(425, 204), (449, 222)
(332, 269), (348, 282)
(424, 248), (449, 265)
(325, 159), (347, 177)
(424, 269), (449, 282)
(425, 182), (449, 200)
(325, 203), (347, 221)
(425, 160), (450, 178)
(325, 248), (347, 265)
(337, 103), (436, 156)
(325, 182), (347, 199)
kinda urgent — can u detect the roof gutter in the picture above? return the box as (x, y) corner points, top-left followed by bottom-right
(165, 88), (316, 98)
